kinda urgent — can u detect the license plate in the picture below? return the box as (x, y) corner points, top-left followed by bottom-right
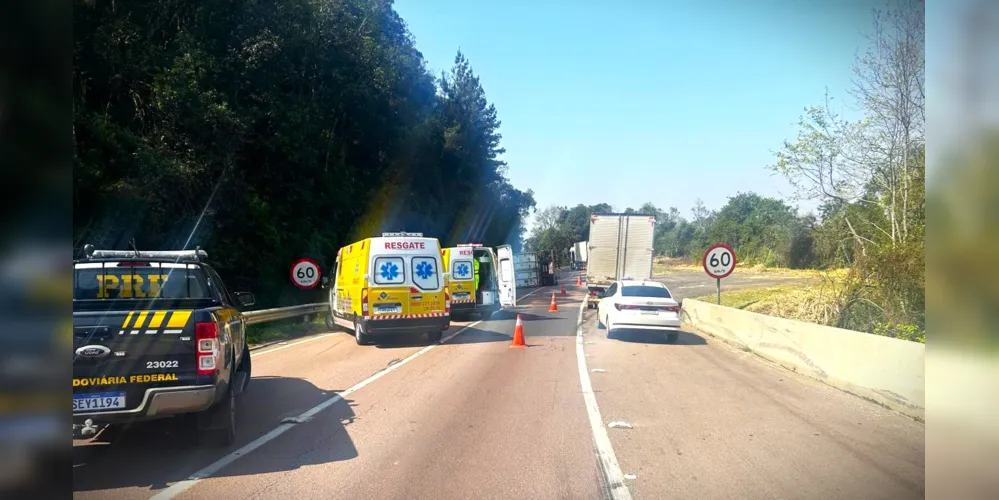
(640, 309), (659, 315)
(73, 392), (125, 413)
(374, 304), (402, 314)
(454, 292), (471, 300)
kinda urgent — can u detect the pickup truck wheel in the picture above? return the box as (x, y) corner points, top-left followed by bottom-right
(354, 320), (371, 345)
(200, 383), (237, 447)
(238, 343), (251, 393)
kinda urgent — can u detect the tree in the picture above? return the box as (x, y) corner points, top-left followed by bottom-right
(72, 0), (535, 307)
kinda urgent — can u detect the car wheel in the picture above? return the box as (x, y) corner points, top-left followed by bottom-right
(354, 320), (371, 345)
(597, 315), (605, 329)
(605, 315), (611, 333)
(427, 330), (442, 344)
(667, 332), (679, 343)
(325, 309), (335, 330)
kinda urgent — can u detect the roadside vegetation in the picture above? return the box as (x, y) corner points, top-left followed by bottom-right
(245, 315), (327, 346)
(73, 0), (535, 309)
(530, 1), (924, 342)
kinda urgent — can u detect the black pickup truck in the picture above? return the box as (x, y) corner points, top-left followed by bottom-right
(72, 246), (255, 446)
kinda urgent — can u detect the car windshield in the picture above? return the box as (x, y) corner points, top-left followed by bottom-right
(621, 285), (671, 298)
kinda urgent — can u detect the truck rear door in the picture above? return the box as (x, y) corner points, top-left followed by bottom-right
(588, 215), (623, 283)
(620, 215), (656, 280)
(497, 245), (517, 307)
(72, 262), (208, 416)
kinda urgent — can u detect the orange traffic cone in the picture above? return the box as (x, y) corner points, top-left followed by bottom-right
(576, 275), (582, 286)
(511, 314), (527, 348)
(549, 292), (559, 312)
(561, 285), (567, 296)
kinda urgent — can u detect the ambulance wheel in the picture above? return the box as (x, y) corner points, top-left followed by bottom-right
(324, 309), (335, 330)
(353, 320), (371, 345)
(427, 330), (442, 344)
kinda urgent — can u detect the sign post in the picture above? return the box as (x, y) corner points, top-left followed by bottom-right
(702, 244), (737, 305)
(290, 257), (322, 290)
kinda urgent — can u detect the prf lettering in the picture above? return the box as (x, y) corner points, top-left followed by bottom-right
(385, 241), (425, 250)
(97, 274), (169, 298)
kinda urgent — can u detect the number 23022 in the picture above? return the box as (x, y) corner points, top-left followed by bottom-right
(146, 360), (179, 369)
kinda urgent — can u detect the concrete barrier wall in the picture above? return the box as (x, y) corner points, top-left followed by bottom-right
(681, 299), (925, 420)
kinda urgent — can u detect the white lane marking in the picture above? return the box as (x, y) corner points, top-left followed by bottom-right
(575, 295), (633, 500)
(150, 320), (485, 500)
(591, 368), (606, 373)
(624, 473), (637, 480)
(608, 421), (633, 429)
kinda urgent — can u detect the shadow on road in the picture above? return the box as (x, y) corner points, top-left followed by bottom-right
(73, 376), (357, 493)
(606, 329), (706, 346)
(491, 309), (562, 322)
(446, 326), (513, 345)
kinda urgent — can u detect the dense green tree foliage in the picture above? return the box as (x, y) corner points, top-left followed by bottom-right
(73, 0), (534, 306)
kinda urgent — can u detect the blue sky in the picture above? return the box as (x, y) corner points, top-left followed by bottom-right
(395, 0), (880, 230)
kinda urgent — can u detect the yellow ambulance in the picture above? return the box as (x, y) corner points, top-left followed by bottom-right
(441, 243), (517, 320)
(323, 232), (450, 345)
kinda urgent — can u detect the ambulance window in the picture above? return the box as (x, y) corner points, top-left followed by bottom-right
(451, 260), (473, 280)
(373, 256), (405, 284)
(411, 256), (440, 290)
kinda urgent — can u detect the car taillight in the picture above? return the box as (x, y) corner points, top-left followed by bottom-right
(195, 321), (218, 376)
(361, 288), (369, 318)
(665, 305), (680, 312)
(615, 303), (637, 311)
(444, 286), (451, 314)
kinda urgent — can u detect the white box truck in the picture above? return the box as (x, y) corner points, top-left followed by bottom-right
(585, 213), (655, 308)
(571, 241), (588, 270)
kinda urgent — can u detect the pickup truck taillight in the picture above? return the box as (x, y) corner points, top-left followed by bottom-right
(195, 321), (219, 376)
(361, 288), (369, 318)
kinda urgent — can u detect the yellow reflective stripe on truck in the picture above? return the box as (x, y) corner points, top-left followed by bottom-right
(116, 310), (194, 335)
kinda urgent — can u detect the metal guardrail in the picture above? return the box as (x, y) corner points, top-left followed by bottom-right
(243, 303), (326, 326)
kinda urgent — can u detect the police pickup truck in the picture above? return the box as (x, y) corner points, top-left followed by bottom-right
(72, 246), (255, 446)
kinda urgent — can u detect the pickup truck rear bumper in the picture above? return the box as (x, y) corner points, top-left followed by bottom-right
(72, 385), (216, 425)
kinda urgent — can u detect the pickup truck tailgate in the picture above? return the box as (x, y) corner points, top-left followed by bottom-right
(73, 308), (199, 414)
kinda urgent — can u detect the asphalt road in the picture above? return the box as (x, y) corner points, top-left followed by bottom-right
(73, 272), (924, 500)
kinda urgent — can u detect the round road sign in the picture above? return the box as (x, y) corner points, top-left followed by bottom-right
(290, 258), (321, 289)
(702, 244), (737, 279)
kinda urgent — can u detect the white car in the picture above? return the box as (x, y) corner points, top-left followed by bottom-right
(596, 280), (682, 342)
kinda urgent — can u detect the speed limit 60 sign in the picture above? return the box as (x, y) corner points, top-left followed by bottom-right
(290, 258), (321, 289)
(703, 244), (737, 279)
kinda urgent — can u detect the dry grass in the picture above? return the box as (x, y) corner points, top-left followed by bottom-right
(694, 273), (849, 327)
(653, 256), (849, 281)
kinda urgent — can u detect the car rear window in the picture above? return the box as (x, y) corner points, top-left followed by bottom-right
(621, 285), (671, 298)
(73, 262), (212, 300)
